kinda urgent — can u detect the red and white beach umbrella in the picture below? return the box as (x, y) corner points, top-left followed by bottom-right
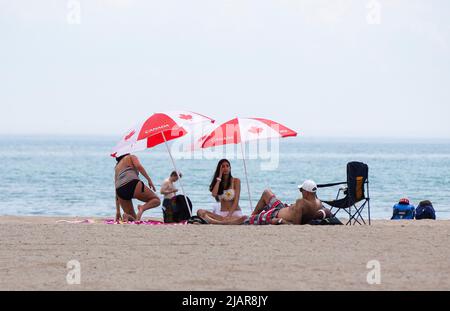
(198, 117), (297, 211)
(111, 111), (215, 216)
(112, 111), (214, 158)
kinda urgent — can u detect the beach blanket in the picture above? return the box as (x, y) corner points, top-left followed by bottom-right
(55, 219), (187, 225)
(104, 219), (188, 225)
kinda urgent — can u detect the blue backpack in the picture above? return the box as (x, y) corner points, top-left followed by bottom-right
(391, 202), (415, 220)
(416, 200), (436, 220)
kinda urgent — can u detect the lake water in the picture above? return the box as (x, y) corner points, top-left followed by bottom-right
(1, 136), (449, 220)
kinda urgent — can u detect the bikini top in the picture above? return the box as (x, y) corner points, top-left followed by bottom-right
(218, 178), (236, 202)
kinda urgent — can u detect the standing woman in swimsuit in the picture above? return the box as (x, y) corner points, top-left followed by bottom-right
(197, 159), (242, 219)
(114, 154), (160, 221)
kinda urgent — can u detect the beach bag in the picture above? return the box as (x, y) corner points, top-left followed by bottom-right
(391, 199), (415, 220)
(415, 200), (436, 220)
(163, 195), (192, 223)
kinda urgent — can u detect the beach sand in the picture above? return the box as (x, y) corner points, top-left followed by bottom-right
(0, 216), (449, 291)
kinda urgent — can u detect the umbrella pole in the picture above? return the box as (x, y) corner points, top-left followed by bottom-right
(239, 142), (253, 211)
(162, 132), (192, 217)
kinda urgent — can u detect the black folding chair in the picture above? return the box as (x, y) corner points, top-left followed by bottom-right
(317, 162), (371, 225)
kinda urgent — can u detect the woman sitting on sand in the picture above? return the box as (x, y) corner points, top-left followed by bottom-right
(197, 159), (243, 220)
(114, 154), (160, 222)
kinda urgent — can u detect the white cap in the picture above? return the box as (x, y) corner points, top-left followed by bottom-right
(298, 180), (318, 193)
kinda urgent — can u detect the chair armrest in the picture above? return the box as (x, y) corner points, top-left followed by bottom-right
(317, 182), (347, 188)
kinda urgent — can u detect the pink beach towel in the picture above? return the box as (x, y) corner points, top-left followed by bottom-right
(104, 219), (188, 225)
(55, 219), (187, 225)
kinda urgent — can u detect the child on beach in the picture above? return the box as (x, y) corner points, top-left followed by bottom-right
(160, 171), (182, 210)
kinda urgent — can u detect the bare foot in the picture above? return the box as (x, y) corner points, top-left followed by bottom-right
(204, 214), (226, 225)
(212, 215), (247, 225)
(123, 213), (136, 222)
(136, 205), (144, 221)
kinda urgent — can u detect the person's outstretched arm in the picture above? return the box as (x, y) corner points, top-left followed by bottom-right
(114, 177), (121, 221)
(130, 155), (156, 191)
(115, 195), (122, 222)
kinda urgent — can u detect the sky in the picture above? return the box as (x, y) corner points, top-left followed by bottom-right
(1, 0), (450, 138)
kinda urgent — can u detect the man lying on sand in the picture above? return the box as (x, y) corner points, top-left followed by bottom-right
(201, 180), (331, 225)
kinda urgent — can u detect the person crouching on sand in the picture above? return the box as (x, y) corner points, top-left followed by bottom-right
(202, 180), (331, 225)
(197, 159), (243, 220)
(114, 154), (160, 222)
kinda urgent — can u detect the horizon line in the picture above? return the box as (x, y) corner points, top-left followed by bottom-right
(1, 133), (450, 142)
